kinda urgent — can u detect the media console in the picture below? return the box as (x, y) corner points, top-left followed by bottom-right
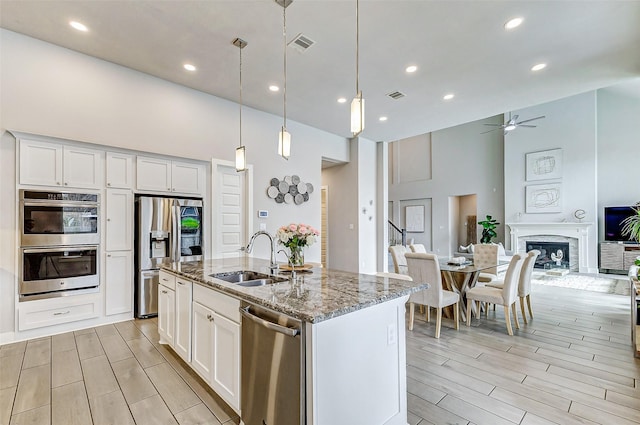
(599, 242), (640, 274)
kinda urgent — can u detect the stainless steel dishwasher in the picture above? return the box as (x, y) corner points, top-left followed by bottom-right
(240, 302), (305, 425)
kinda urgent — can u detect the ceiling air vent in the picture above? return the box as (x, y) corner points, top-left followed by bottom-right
(289, 33), (315, 53)
(386, 91), (406, 100)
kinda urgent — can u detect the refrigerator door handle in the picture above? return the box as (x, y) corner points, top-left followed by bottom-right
(173, 203), (180, 262)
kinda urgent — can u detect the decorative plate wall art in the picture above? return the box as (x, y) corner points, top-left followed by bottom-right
(267, 175), (313, 205)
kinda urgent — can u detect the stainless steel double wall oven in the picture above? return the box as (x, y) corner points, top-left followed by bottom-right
(19, 190), (100, 300)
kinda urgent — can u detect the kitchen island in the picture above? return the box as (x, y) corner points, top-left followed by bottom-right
(160, 257), (427, 425)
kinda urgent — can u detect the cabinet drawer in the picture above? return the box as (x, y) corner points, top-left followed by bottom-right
(193, 284), (240, 323)
(159, 270), (176, 290)
(19, 296), (99, 331)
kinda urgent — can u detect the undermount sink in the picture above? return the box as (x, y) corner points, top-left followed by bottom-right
(210, 270), (288, 287)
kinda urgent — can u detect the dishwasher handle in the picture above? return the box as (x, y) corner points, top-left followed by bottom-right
(240, 306), (300, 337)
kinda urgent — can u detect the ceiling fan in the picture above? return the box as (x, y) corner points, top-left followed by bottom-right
(482, 113), (545, 135)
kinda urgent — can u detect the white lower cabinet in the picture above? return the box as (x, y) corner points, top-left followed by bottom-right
(104, 251), (133, 315)
(192, 301), (214, 379)
(174, 278), (193, 362)
(158, 281), (175, 346)
(18, 294), (100, 331)
(210, 310), (240, 409)
(191, 286), (241, 411)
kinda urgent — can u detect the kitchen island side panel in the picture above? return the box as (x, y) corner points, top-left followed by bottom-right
(306, 295), (409, 425)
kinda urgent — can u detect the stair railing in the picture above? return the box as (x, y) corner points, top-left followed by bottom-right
(388, 220), (407, 246)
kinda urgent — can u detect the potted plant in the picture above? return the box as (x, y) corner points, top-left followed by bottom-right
(621, 203), (640, 243)
(478, 215), (500, 244)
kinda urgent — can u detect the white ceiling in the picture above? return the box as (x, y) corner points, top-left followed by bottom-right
(1, 0), (639, 142)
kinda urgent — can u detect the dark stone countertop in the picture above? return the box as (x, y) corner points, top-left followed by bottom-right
(162, 257), (427, 323)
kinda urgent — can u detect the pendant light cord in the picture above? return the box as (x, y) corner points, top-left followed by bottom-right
(356, 0), (359, 96)
(283, 4), (287, 129)
(239, 42), (243, 148)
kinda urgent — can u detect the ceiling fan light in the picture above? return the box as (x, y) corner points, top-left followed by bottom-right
(235, 145), (246, 171)
(278, 127), (291, 160)
(504, 124), (517, 131)
(350, 93), (365, 135)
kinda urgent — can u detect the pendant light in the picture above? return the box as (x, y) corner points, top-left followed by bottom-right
(276, 0), (292, 160)
(233, 37), (248, 172)
(351, 0), (364, 136)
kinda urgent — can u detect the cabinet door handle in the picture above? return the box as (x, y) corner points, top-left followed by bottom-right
(64, 182), (68, 186)
(107, 182), (111, 186)
(178, 281), (184, 285)
(107, 254), (111, 257)
(161, 290), (168, 294)
(107, 218), (111, 222)
(56, 182), (61, 185)
(206, 314), (214, 322)
(53, 310), (70, 316)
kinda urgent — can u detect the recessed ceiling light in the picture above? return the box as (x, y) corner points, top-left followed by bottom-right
(504, 17), (523, 30)
(443, 93), (455, 100)
(405, 65), (417, 73)
(269, 85), (280, 92)
(337, 97), (347, 104)
(379, 116), (388, 122)
(183, 64), (196, 72)
(69, 21), (88, 32)
(531, 63), (547, 71)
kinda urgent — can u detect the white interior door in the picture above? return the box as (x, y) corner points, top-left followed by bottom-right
(211, 160), (250, 259)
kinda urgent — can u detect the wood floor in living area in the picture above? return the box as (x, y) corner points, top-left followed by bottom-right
(0, 281), (638, 425)
(407, 282), (640, 425)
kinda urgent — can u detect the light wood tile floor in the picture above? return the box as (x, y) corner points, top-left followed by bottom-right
(0, 317), (239, 425)
(406, 282), (640, 425)
(1, 281), (638, 424)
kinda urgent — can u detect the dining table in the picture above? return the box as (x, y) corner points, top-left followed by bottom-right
(438, 259), (510, 321)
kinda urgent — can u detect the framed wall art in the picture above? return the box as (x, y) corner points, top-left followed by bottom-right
(526, 148), (562, 181)
(405, 205), (425, 232)
(525, 183), (562, 214)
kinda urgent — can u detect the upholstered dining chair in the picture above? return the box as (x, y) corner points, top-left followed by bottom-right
(487, 250), (540, 324)
(466, 254), (524, 335)
(389, 245), (409, 275)
(405, 253), (459, 338)
(473, 243), (499, 284)
(409, 243), (427, 253)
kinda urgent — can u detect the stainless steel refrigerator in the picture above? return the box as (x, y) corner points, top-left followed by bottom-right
(134, 195), (203, 318)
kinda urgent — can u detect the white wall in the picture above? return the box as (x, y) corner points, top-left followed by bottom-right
(389, 116), (504, 257)
(322, 137), (378, 274)
(357, 138), (378, 275)
(504, 92), (599, 270)
(596, 83), (640, 240)
(0, 29), (349, 336)
(322, 149), (359, 273)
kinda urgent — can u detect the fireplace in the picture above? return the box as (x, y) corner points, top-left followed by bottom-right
(527, 241), (570, 270)
(506, 222), (594, 273)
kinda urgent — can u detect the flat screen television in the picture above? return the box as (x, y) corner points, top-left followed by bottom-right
(604, 206), (636, 242)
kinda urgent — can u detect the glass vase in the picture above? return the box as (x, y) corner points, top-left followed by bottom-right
(289, 245), (305, 267)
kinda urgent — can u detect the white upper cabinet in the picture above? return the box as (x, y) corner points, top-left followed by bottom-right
(172, 161), (205, 195)
(105, 188), (133, 251)
(19, 139), (63, 187)
(19, 139), (104, 189)
(106, 152), (134, 189)
(137, 156), (204, 196)
(63, 146), (104, 189)
(136, 156), (172, 193)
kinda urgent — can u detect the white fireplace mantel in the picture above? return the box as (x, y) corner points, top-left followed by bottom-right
(506, 222), (594, 273)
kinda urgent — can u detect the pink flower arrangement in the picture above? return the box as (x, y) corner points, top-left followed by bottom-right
(276, 223), (319, 249)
